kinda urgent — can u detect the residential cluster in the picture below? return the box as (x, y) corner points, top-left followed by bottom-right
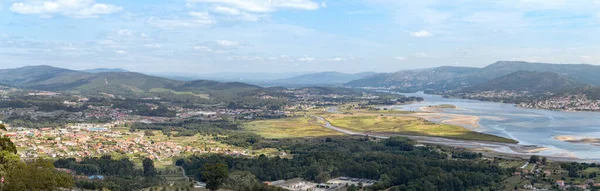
(4, 123), (249, 160)
(519, 94), (600, 111)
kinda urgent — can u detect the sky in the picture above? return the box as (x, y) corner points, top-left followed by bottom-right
(1, 0), (600, 74)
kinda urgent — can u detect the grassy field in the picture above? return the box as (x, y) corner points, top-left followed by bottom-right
(323, 113), (517, 143)
(244, 117), (343, 139)
(499, 160), (526, 169)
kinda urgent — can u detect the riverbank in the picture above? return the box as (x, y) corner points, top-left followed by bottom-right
(314, 115), (591, 163)
(555, 135), (600, 146)
(321, 112), (515, 143)
(415, 106), (480, 128)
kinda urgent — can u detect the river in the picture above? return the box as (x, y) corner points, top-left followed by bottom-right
(388, 92), (600, 160)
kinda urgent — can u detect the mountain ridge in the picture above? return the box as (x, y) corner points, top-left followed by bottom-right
(0, 65), (262, 98)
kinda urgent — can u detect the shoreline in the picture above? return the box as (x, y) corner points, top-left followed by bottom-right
(413, 106), (481, 129)
(315, 115), (593, 163)
(555, 135), (600, 145)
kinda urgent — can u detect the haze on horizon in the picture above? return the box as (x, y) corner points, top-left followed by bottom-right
(1, 0), (600, 74)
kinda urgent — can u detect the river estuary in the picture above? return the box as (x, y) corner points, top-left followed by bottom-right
(389, 92), (600, 161)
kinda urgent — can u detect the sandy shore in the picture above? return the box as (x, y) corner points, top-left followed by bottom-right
(317, 110), (596, 163)
(413, 107), (481, 128)
(555, 135), (600, 145)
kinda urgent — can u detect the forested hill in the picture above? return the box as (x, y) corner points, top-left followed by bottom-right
(461, 71), (583, 93)
(0, 65), (264, 98)
(345, 66), (481, 91)
(345, 61), (600, 93)
(269, 71), (376, 86)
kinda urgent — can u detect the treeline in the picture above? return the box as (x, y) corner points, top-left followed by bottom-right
(177, 137), (510, 191)
(0, 98), (87, 112)
(54, 156), (162, 191)
(561, 162), (600, 179)
(368, 96), (424, 105)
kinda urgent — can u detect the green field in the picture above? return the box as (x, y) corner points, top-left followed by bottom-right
(499, 160), (525, 169)
(324, 114), (517, 143)
(244, 117), (344, 138)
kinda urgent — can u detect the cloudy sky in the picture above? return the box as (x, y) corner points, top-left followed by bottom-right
(1, 0), (600, 73)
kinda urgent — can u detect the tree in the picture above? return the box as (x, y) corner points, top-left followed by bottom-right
(542, 157), (548, 164)
(144, 130), (155, 136)
(0, 124), (6, 131)
(348, 184), (358, 191)
(223, 171), (259, 190)
(202, 163), (229, 191)
(0, 136), (17, 154)
(5, 159), (74, 190)
(529, 155), (540, 163)
(143, 158), (157, 177)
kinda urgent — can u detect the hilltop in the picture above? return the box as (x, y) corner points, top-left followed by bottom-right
(345, 66), (481, 91)
(346, 61), (600, 91)
(81, 68), (130, 73)
(461, 71), (582, 93)
(0, 65), (263, 98)
(265, 71), (376, 86)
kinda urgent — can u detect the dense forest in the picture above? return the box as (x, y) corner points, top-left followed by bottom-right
(54, 156), (163, 191)
(177, 137), (511, 191)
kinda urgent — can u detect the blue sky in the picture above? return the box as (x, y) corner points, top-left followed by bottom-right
(1, 0), (599, 73)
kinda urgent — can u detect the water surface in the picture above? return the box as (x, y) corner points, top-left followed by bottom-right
(392, 92), (600, 160)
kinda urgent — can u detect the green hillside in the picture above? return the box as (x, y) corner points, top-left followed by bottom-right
(462, 71), (582, 93)
(0, 65), (263, 98)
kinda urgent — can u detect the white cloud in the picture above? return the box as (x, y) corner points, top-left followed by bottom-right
(228, 56), (262, 61)
(186, 0), (321, 13)
(194, 46), (213, 52)
(210, 6), (263, 21)
(10, 0), (122, 18)
(213, 6), (240, 15)
(236, 12), (261, 21)
(189, 11), (213, 21)
(147, 13), (216, 29)
(410, 30), (433, 37)
(394, 57), (406, 61)
(115, 50), (127, 54)
(216, 40), (240, 47)
(144, 44), (161, 49)
(331, 57), (344, 61)
(298, 55), (314, 62)
(116, 29), (135, 36)
(413, 53), (427, 58)
(320, 1), (327, 8)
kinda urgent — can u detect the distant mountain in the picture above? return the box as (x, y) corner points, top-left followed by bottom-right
(0, 65), (85, 86)
(472, 61), (600, 86)
(268, 72), (376, 86)
(0, 65), (262, 97)
(82, 68), (129, 73)
(346, 66), (481, 91)
(462, 71), (582, 93)
(175, 80), (262, 94)
(346, 61), (600, 91)
(150, 72), (310, 82)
